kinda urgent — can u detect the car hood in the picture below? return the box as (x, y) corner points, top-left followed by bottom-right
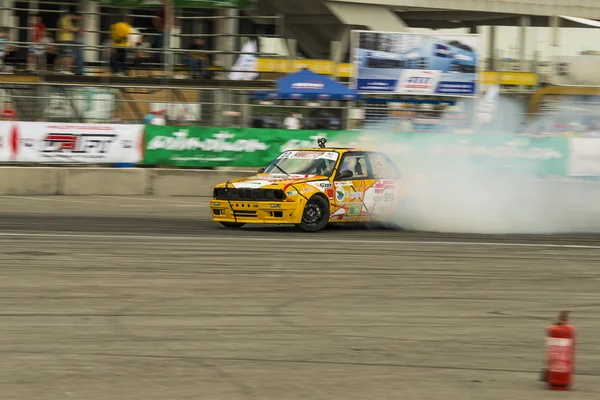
(219, 174), (329, 189)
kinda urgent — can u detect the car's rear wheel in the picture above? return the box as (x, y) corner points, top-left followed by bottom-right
(296, 195), (330, 232)
(220, 222), (246, 228)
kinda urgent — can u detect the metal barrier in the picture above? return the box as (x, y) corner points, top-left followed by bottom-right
(0, 82), (360, 129)
(2, 79), (598, 136)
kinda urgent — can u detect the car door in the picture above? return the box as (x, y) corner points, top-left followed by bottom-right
(362, 152), (403, 220)
(331, 152), (371, 222)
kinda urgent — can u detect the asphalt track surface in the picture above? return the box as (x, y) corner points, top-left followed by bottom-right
(1, 196), (600, 399)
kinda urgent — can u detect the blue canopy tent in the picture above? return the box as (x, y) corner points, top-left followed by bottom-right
(250, 68), (361, 101)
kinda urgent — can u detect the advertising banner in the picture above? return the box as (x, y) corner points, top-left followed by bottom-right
(143, 125), (569, 176)
(228, 39), (259, 81)
(13, 122), (143, 163)
(549, 56), (600, 86)
(0, 122), (14, 162)
(352, 30), (479, 96)
(143, 126), (363, 167)
(44, 87), (116, 122)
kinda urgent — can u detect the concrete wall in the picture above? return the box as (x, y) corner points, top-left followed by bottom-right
(1, 167), (597, 198)
(0, 168), (255, 197)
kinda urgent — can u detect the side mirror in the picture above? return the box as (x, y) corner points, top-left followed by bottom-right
(337, 170), (353, 180)
(257, 167), (265, 173)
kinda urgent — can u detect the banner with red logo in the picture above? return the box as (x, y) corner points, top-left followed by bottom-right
(0, 122), (14, 162)
(3, 122), (144, 163)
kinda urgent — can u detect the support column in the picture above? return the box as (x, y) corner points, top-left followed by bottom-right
(550, 15), (560, 49)
(519, 16), (529, 71)
(163, 0), (174, 75)
(216, 8), (238, 72)
(329, 40), (341, 80)
(83, 0), (99, 63)
(287, 38), (296, 74)
(488, 26), (496, 71)
(28, 1), (38, 45)
(1, 0), (16, 41)
(330, 25), (351, 79)
(170, 7), (181, 65)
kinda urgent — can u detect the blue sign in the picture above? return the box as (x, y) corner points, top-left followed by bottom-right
(353, 31), (479, 96)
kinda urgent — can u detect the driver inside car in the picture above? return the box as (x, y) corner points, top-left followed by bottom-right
(339, 157), (366, 178)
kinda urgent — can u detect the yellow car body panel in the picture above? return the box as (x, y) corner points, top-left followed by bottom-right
(210, 173), (333, 225)
(210, 147), (405, 228)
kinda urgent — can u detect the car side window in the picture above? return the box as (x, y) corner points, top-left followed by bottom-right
(336, 153), (370, 180)
(368, 152), (400, 179)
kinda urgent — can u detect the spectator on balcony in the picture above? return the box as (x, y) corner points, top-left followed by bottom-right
(3, 43), (17, 73)
(185, 38), (209, 79)
(42, 30), (58, 71)
(110, 14), (133, 76)
(151, 8), (166, 65)
(131, 36), (152, 78)
(26, 14), (46, 73)
(56, 7), (80, 74)
(72, 12), (85, 76)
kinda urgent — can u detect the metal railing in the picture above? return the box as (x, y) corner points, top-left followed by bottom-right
(0, 82), (359, 128)
(2, 80), (600, 138)
(0, 1), (285, 76)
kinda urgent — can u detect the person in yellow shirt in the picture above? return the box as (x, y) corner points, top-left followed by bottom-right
(109, 15), (133, 76)
(55, 7), (80, 74)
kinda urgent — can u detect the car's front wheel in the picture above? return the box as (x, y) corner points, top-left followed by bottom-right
(296, 195), (330, 232)
(219, 222), (246, 229)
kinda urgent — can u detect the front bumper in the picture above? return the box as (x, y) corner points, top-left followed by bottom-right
(210, 199), (304, 224)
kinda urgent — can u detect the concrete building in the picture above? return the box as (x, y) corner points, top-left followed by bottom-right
(246, 0), (600, 67)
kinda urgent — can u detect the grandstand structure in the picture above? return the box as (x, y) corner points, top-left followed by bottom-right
(1, 0), (600, 127)
(0, 0), (282, 125)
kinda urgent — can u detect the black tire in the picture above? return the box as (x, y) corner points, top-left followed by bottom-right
(219, 222), (246, 228)
(296, 195), (330, 232)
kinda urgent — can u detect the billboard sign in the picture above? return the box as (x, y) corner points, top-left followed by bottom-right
(352, 31), (480, 96)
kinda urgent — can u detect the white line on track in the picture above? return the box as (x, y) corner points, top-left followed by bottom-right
(1, 196), (208, 208)
(0, 231), (599, 249)
(1, 196), (153, 208)
(1, 196), (106, 206)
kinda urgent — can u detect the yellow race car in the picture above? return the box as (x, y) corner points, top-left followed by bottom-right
(210, 138), (405, 232)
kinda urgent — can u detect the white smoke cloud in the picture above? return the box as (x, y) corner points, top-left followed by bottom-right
(343, 96), (600, 234)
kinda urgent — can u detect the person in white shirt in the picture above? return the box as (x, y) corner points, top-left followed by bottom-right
(283, 112), (300, 130)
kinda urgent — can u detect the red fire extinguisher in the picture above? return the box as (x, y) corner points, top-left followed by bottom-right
(545, 311), (575, 390)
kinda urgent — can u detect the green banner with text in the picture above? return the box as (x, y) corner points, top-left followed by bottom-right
(143, 125), (569, 176)
(143, 125), (362, 167)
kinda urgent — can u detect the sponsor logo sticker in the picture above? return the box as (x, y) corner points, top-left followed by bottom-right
(349, 205), (361, 216)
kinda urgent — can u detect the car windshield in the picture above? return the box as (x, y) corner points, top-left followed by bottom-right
(263, 150), (339, 177)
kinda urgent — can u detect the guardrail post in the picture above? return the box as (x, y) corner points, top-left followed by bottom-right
(83, 0), (100, 64)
